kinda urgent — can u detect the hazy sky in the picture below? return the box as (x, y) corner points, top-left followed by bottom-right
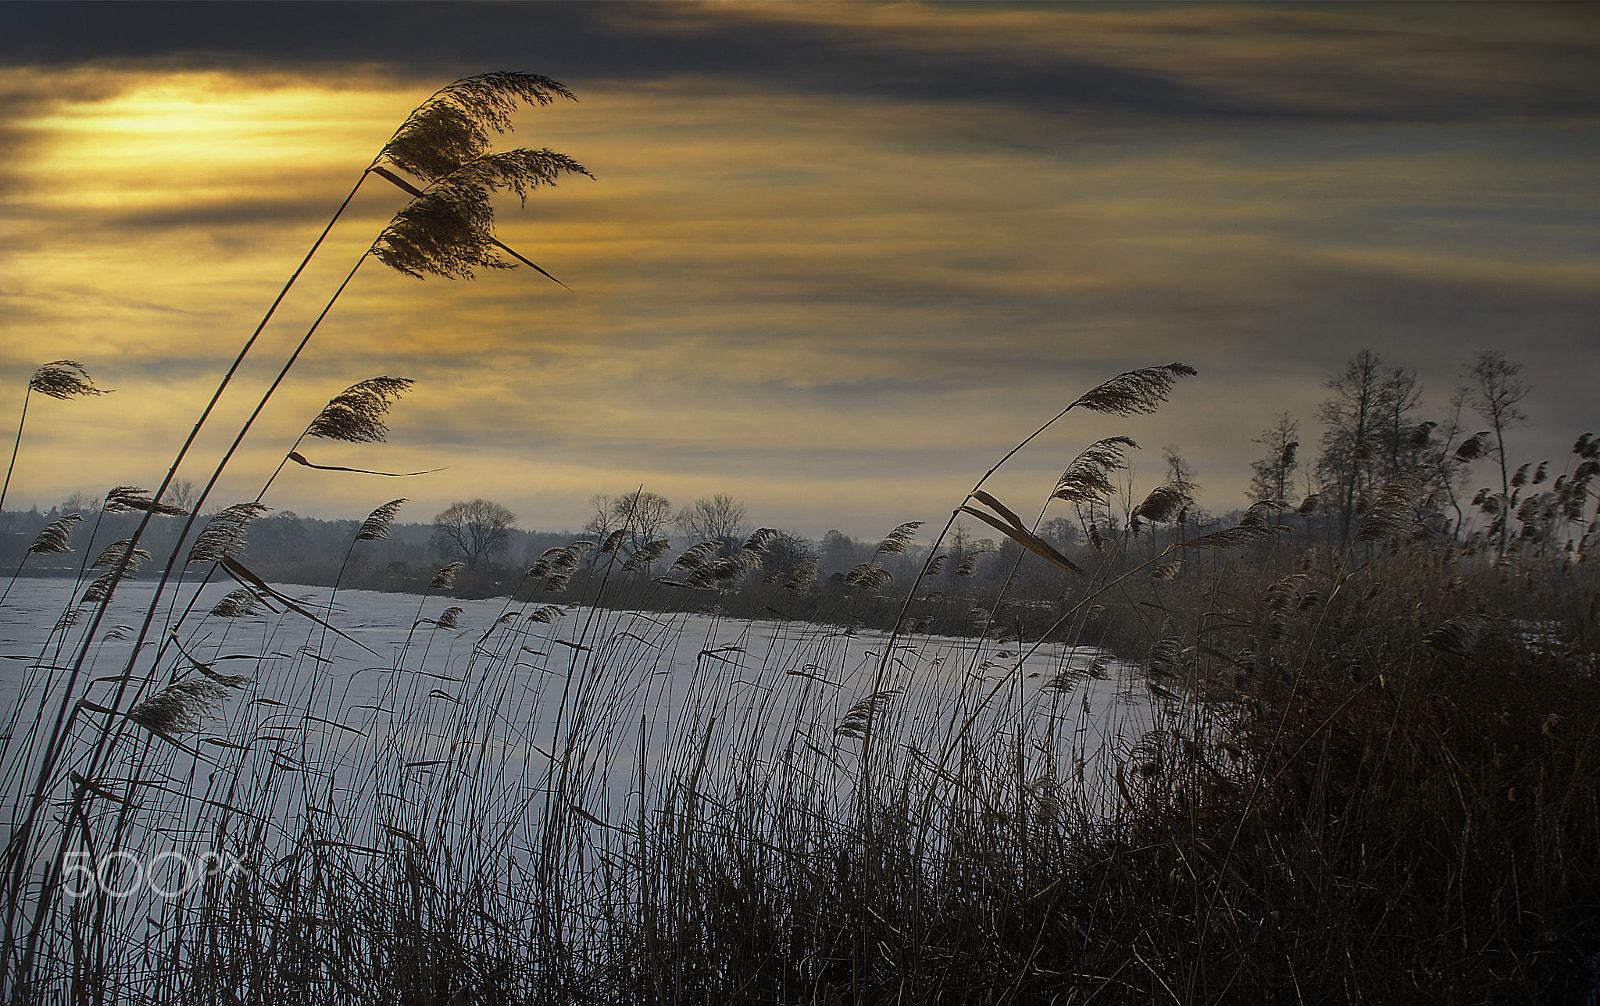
(2, 2), (1596, 540)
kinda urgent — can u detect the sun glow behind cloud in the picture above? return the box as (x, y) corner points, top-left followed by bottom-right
(0, 3), (1596, 540)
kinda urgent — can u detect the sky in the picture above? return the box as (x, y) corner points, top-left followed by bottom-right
(1, 1), (1596, 541)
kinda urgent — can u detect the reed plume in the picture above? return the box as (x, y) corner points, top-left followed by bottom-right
(955, 549), (989, 576)
(842, 562), (893, 592)
(670, 541), (724, 573)
(1178, 503), (1290, 552)
(305, 378), (415, 445)
(187, 503), (270, 564)
(209, 588), (261, 618)
(742, 527), (779, 552)
(371, 181), (511, 280)
(90, 540), (152, 570)
(356, 499), (408, 541)
(875, 521), (923, 556)
(103, 485), (188, 516)
(1132, 480), (1195, 524)
(1425, 614), (1496, 658)
(370, 73), (591, 282)
(1149, 559), (1184, 581)
(1355, 465), (1434, 544)
(430, 562), (465, 590)
(1053, 437), (1139, 504)
(27, 514), (81, 555)
(621, 539), (670, 571)
(781, 557), (819, 592)
(685, 549), (762, 589)
(1456, 432), (1491, 461)
(127, 679), (234, 735)
(836, 689), (900, 740)
(1066, 363), (1197, 417)
(3, 362), (109, 513)
(2, 513), (86, 606)
(528, 541), (592, 590)
(27, 361), (106, 402)
(379, 72), (578, 184)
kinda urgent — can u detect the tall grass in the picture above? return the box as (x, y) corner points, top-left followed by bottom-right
(1, 74), (1597, 1004)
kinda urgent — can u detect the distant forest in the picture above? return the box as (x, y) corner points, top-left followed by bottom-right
(4, 348), (1589, 640)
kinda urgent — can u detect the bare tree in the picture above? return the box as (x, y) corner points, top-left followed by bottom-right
(675, 493), (748, 553)
(582, 494), (620, 543)
(585, 489), (674, 554)
(1316, 350), (1420, 543)
(759, 530), (815, 583)
(430, 499), (517, 571)
(1248, 414), (1300, 506)
(57, 492), (101, 516)
(162, 479), (199, 514)
(1459, 351), (1530, 554)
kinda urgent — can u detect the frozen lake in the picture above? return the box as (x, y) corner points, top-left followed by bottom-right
(1, 573), (1162, 955)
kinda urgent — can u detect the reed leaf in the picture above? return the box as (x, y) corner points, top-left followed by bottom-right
(961, 491), (1086, 576)
(286, 452), (443, 477)
(219, 557), (380, 655)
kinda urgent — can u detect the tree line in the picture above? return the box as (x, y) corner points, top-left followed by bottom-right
(5, 348), (1588, 610)
(1244, 349), (1590, 556)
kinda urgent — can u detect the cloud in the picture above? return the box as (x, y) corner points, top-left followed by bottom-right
(0, 12), (1594, 537)
(4, 3), (1596, 125)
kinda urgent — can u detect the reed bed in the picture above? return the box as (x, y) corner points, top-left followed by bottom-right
(2, 408), (1594, 1003)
